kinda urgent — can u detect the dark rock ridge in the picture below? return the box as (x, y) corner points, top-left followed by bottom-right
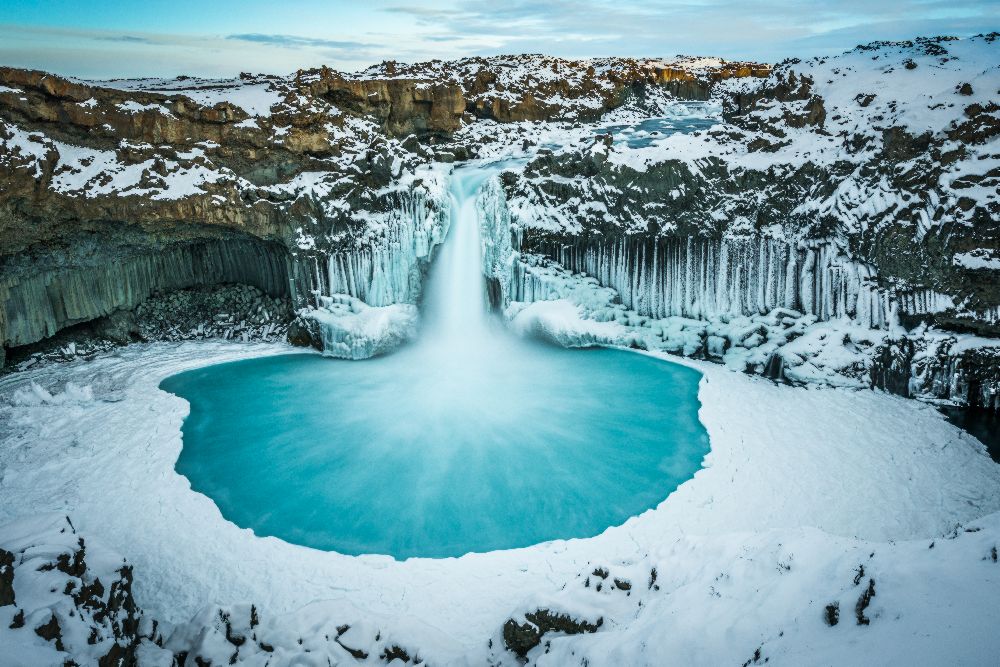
(352, 54), (771, 122)
(493, 34), (1000, 409)
(1, 37), (998, 412)
(0, 53), (765, 363)
(300, 65), (466, 136)
(5, 283), (294, 371)
(502, 608), (603, 657)
(1, 232), (291, 350)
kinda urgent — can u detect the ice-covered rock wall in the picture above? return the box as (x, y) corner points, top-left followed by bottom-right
(911, 334), (1000, 410)
(298, 179), (452, 358)
(480, 177), (522, 308)
(312, 294), (419, 360)
(480, 175), (893, 328)
(535, 237), (895, 328)
(322, 190), (451, 307)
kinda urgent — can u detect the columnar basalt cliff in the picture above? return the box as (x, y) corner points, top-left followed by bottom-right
(0, 53), (766, 364)
(1, 38), (998, 410)
(487, 35), (1000, 409)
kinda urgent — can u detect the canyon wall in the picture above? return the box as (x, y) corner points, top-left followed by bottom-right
(1, 37), (997, 411)
(0, 52), (764, 363)
(0, 235), (291, 355)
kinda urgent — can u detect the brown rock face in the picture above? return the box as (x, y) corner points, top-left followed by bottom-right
(353, 54), (772, 123)
(0, 67), (260, 147)
(300, 67), (466, 137)
(0, 53), (769, 357)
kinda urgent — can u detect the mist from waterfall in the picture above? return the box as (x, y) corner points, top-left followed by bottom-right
(400, 162), (533, 420)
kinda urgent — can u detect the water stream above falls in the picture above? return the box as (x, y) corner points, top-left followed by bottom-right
(161, 162), (710, 559)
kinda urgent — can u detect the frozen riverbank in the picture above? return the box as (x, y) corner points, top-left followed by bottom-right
(1, 339), (999, 663)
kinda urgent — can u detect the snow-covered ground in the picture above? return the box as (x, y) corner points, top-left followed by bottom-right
(1, 338), (999, 664)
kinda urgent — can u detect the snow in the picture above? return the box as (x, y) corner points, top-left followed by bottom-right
(0, 122), (50, 178)
(96, 77), (285, 117)
(954, 250), (1000, 271)
(116, 100), (174, 116)
(44, 137), (241, 201)
(0, 514), (175, 665)
(1, 337), (998, 664)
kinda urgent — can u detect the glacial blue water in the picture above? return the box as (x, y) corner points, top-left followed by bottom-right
(162, 344), (708, 559)
(162, 156), (710, 560)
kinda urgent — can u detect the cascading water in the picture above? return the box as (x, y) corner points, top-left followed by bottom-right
(420, 166), (501, 346)
(162, 162), (710, 559)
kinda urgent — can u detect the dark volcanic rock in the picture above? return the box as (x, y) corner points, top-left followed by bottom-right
(502, 609), (603, 658)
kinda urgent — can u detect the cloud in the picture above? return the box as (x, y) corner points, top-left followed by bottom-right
(93, 35), (152, 44)
(380, 0), (999, 60)
(0, 24), (380, 78)
(226, 34), (374, 50)
(384, 6), (465, 19)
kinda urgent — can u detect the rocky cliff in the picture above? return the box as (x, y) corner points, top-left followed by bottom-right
(0, 53), (766, 365)
(352, 54), (771, 121)
(1, 38), (997, 411)
(490, 34), (1000, 409)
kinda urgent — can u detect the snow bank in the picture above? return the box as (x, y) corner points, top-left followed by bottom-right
(0, 338), (998, 664)
(95, 77), (285, 117)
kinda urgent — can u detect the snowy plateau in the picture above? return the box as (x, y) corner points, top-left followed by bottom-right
(0, 34), (999, 666)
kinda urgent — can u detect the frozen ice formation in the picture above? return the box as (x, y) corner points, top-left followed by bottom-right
(311, 295), (419, 360)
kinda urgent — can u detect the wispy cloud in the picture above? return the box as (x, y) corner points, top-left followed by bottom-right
(93, 34), (151, 44)
(380, 0), (999, 60)
(384, 6), (465, 19)
(226, 34), (373, 50)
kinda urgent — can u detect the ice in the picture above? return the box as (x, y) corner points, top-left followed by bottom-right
(324, 190), (449, 307)
(312, 294), (418, 360)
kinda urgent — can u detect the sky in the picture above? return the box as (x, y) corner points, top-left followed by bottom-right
(1, 0), (998, 79)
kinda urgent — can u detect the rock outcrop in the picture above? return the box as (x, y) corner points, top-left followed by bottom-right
(0, 37), (996, 410)
(0, 52), (766, 362)
(0, 515), (428, 665)
(354, 54), (771, 122)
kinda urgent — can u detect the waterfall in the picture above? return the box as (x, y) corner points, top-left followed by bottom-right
(307, 162), (517, 359)
(420, 167), (499, 343)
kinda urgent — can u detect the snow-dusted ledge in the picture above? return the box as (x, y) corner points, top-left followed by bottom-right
(1, 339), (999, 663)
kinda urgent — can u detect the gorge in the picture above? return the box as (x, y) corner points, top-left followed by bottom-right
(1, 33), (999, 667)
(160, 163), (709, 559)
